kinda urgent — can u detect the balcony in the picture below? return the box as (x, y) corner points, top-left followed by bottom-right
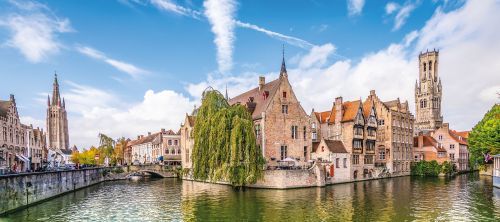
(353, 148), (363, 154)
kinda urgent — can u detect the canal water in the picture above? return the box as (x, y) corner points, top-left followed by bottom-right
(2, 173), (500, 221)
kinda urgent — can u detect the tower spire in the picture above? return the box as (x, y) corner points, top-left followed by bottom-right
(280, 44), (287, 77)
(225, 84), (229, 101)
(52, 72), (60, 106)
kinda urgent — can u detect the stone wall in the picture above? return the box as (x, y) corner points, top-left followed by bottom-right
(0, 168), (124, 215)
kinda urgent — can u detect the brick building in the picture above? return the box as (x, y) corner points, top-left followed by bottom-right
(228, 56), (312, 167)
(312, 94), (380, 180)
(368, 90), (414, 176)
(180, 114), (195, 169)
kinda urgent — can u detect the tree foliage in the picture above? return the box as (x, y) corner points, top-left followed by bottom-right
(72, 134), (129, 166)
(468, 104), (500, 166)
(411, 160), (456, 176)
(191, 90), (265, 186)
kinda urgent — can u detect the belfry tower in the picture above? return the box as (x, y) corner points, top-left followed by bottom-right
(46, 73), (69, 150)
(414, 50), (443, 133)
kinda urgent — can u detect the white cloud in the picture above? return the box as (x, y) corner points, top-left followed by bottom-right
(235, 21), (314, 49)
(0, 0), (72, 62)
(298, 43), (336, 68)
(54, 82), (196, 148)
(150, 0), (202, 19)
(203, 0), (237, 74)
(385, 2), (399, 14)
(188, 0), (500, 132)
(347, 0), (365, 16)
(393, 3), (417, 31)
(76, 46), (149, 78)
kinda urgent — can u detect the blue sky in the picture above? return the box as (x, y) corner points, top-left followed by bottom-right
(0, 0), (498, 148)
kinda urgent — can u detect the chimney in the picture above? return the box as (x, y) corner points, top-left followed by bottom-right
(442, 123), (449, 130)
(335, 97), (343, 124)
(148, 132), (151, 136)
(137, 135), (141, 140)
(370, 90), (375, 96)
(161, 128), (165, 133)
(259, 76), (265, 90)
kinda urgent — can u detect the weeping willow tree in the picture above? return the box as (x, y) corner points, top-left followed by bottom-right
(192, 89), (265, 186)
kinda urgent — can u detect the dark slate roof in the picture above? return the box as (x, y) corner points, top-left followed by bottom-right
(313, 139), (348, 153)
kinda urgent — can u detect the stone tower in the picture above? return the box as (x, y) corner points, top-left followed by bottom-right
(46, 74), (69, 150)
(414, 50), (443, 133)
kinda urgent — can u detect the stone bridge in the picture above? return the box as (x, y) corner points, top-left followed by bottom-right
(122, 164), (177, 178)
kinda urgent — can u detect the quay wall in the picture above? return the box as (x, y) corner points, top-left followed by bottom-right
(0, 165), (177, 215)
(0, 168), (126, 215)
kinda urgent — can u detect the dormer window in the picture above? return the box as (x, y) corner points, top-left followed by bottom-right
(282, 91), (287, 98)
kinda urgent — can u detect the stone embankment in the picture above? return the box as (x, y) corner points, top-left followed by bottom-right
(0, 165), (176, 215)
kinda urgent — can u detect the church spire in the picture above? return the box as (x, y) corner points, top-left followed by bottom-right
(280, 44), (287, 77)
(51, 72), (61, 106)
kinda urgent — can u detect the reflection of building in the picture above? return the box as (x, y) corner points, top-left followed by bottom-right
(1, 95), (48, 173)
(414, 50), (443, 133)
(311, 94), (379, 180)
(181, 114), (195, 169)
(368, 90), (414, 176)
(228, 55), (312, 167)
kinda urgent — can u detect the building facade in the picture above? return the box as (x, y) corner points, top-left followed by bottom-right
(312, 95), (380, 180)
(414, 50), (443, 133)
(413, 134), (448, 164)
(311, 139), (350, 183)
(369, 90), (414, 176)
(161, 129), (181, 166)
(46, 74), (70, 151)
(0, 95), (47, 174)
(180, 114), (195, 169)
(228, 57), (312, 167)
(430, 123), (470, 171)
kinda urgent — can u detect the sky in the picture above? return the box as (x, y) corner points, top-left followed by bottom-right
(0, 0), (498, 149)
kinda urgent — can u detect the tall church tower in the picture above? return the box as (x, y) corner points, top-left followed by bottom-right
(414, 50), (443, 133)
(46, 74), (69, 150)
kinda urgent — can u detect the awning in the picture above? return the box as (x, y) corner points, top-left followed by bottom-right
(16, 154), (29, 163)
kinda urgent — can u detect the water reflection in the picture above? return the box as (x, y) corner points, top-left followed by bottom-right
(2, 173), (500, 221)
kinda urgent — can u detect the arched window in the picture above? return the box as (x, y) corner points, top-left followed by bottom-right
(429, 61), (432, 70)
(423, 63), (426, 71)
(424, 99), (427, 108)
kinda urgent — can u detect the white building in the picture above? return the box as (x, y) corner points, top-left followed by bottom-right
(312, 139), (351, 183)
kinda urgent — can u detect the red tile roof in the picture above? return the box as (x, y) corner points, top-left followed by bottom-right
(228, 79), (280, 119)
(413, 135), (447, 152)
(449, 130), (468, 145)
(314, 111), (331, 123)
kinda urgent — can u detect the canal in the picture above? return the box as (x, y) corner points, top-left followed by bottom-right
(2, 173), (500, 221)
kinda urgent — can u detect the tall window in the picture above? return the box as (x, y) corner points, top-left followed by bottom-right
(303, 146), (307, 160)
(312, 132), (317, 140)
(449, 153), (455, 161)
(255, 124), (261, 139)
(186, 149), (189, 163)
(282, 91), (287, 98)
(280, 145), (288, 160)
(368, 128), (376, 137)
(174, 140), (178, 146)
(281, 105), (288, 114)
(168, 140), (172, 145)
(336, 158), (340, 168)
(364, 155), (374, 164)
(366, 141), (375, 151)
(354, 127), (363, 136)
(303, 126), (306, 140)
(353, 140), (362, 149)
(379, 149), (386, 160)
(353, 155), (359, 165)
(343, 158), (347, 168)
(438, 135), (443, 140)
(291, 126), (298, 139)
(429, 61), (432, 70)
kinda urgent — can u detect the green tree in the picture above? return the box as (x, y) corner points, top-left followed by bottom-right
(468, 104), (500, 167)
(98, 133), (115, 165)
(192, 89), (264, 186)
(114, 137), (127, 165)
